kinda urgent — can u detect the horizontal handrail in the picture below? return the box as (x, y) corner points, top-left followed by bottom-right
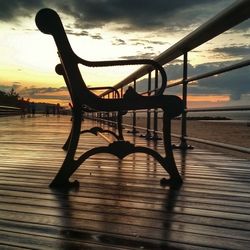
(124, 107), (250, 116)
(184, 136), (250, 154)
(168, 59), (250, 88)
(0, 105), (20, 110)
(187, 106), (250, 113)
(0, 105), (21, 116)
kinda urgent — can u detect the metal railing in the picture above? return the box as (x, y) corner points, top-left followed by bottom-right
(89, 0), (250, 154)
(0, 105), (21, 117)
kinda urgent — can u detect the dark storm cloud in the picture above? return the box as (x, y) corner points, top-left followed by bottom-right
(133, 60), (250, 102)
(0, 0), (236, 32)
(56, 0), (231, 31)
(212, 46), (250, 59)
(65, 27), (103, 39)
(165, 61), (250, 101)
(0, 0), (45, 21)
(231, 18), (250, 32)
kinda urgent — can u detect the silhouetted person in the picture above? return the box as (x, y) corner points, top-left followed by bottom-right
(56, 103), (60, 116)
(27, 99), (31, 117)
(52, 105), (56, 115)
(31, 102), (36, 117)
(19, 98), (26, 118)
(46, 105), (50, 116)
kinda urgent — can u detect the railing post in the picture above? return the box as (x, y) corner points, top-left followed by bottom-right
(152, 69), (161, 140)
(179, 52), (193, 149)
(128, 80), (139, 134)
(144, 71), (152, 139)
(111, 91), (116, 127)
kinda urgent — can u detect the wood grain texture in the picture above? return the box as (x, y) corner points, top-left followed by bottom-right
(0, 115), (249, 249)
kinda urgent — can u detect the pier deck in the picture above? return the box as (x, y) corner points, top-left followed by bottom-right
(0, 115), (249, 249)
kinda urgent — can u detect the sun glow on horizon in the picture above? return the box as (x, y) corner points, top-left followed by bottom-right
(187, 94), (230, 108)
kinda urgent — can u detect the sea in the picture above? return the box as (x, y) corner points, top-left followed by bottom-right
(188, 110), (250, 123)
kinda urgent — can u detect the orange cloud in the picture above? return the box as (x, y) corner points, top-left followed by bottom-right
(187, 95), (230, 108)
(187, 95), (230, 102)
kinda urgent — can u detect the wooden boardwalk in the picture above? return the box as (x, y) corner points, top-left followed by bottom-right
(0, 115), (250, 250)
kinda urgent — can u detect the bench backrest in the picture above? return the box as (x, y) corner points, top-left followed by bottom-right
(35, 8), (96, 107)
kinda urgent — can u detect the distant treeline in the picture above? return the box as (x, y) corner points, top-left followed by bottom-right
(0, 88), (21, 107)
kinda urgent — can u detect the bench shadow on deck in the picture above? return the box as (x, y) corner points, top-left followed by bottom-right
(0, 115), (250, 249)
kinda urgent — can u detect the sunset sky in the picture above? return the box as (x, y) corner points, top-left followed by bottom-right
(0, 0), (249, 108)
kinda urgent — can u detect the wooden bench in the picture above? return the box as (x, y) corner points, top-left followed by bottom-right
(35, 8), (184, 189)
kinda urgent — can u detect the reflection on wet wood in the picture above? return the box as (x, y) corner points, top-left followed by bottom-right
(0, 116), (250, 249)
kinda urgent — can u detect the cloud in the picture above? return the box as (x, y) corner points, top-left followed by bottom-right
(0, 0), (238, 33)
(231, 18), (250, 33)
(65, 29), (89, 36)
(0, 83), (69, 101)
(212, 45), (250, 60)
(130, 39), (166, 46)
(120, 52), (157, 60)
(58, 0), (237, 33)
(98, 1), (231, 30)
(0, 85), (14, 92)
(19, 86), (67, 96)
(133, 60), (250, 104)
(0, 0), (45, 21)
(112, 38), (126, 46)
(65, 28), (103, 40)
(167, 61), (250, 101)
(90, 33), (102, 40)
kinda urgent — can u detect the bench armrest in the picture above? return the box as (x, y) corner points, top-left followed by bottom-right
(56, 64), (120, 99)
(76, 56), (167, 96)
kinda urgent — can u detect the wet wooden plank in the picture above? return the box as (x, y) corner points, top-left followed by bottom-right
(0, 116), (250, 249)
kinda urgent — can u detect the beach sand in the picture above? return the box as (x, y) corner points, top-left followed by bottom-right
(123, 116), (250, 160)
